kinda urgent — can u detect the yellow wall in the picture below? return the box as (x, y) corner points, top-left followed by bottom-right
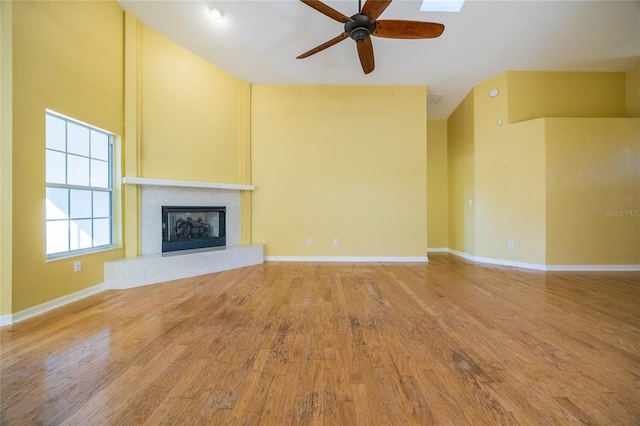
(426, 119), (448, 249)
(627, 63), (640, 117)
(122, 12), (141, 258)
(139, 26), (243, 183)
(251, 85), (427, 257)
(119, 20), (251, 258)
(473, 73), (546, 265)
(448, 70), (636, 266)
(238, 82), (253, 244)
(0, 0), (13, 317)
(447, 90), (475, 254)
(507, 71), (627, 123)
(10, 0), (124, 312)
(546, 118), (640, 265)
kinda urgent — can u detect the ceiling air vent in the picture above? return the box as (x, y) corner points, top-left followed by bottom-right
(427, 95), (443, 105)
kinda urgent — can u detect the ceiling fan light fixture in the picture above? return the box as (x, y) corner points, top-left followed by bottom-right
(345, 13), (376, 43)
(209, 5), (225, 20)
(350, 27), (371, 43)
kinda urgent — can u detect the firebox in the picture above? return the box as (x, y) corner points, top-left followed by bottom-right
(162, 206), (226, 253)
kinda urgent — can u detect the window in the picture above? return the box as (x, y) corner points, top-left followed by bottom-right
(45, 111), (114, 257)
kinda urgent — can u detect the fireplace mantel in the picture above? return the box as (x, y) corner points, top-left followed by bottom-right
(123, 177), (255, 191)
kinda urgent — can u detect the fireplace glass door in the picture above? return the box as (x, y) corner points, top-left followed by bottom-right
(162, 206), (226, 252)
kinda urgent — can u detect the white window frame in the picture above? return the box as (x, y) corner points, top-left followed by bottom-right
(45, 110), (115, 259)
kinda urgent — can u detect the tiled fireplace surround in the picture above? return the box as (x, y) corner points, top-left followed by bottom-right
(104, 184), (264, 290)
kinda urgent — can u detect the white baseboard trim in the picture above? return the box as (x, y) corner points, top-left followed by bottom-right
(473, 255), (547, 271)
(447, 248), (546, 271)
(545, 264), (640, 272)
(447, 249), (476, 262)
(427, 248), (449, 253)
(10, 283), (105, 325)
(446, 249), (639, 271)
(0, 314), (12, 327)
(266, 256), (428, 263)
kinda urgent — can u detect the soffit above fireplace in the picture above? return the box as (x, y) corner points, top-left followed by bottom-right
(122, 177), (254, 191)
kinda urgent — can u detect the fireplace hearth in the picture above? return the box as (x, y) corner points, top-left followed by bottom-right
(162, 206), (226, 253)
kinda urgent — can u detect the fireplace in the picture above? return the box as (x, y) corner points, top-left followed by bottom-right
(162, 206), (226, 253)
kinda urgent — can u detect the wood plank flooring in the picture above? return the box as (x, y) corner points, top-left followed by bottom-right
(1, 254), (639, 425)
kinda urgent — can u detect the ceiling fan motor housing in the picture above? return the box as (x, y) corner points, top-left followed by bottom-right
(345, 14), (376, 43)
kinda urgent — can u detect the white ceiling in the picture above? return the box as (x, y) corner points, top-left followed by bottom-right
(117, 0), (640, 119)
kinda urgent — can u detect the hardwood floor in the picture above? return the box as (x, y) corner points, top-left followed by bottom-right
(1, 254), (639, 425)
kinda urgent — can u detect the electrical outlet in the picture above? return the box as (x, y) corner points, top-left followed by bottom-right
(508, 241), (514, 249)
(307, 238), (312, 245)
(334, 238), (339, 246)
(73, 260), (82, 272)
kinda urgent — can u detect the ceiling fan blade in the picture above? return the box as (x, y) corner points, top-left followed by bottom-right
(357, 37), (375, 74)
(361, 0), (392, 21)
(300, 0), (352, 23)
(297, 33), (349, 59)
(372, 20), (445, 39)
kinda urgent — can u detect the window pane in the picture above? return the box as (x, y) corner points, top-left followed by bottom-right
(45, 112), (114, 258)
(93, 218), (111, 247)
(46, 221), (69, 254)
(46, 115), (66, 151)
(70, 189), (92, 219)
(67, 155), (90, 186)
(91, 131), (109, 161)
(46, 150), (66, 184)
(70, 219), (92, 250)
(90, 159), (109, 188)
(93, 191), (110, 218)
(46, 187), (69, 220)
(67, 122), (90, 156)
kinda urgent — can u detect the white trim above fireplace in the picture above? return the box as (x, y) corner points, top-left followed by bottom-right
(123, 176), (255, 191)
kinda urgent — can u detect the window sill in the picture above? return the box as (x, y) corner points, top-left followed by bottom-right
(46, 245), (120, 262)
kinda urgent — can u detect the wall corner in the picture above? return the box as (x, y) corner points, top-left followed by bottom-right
(123, 11), (141, 258)
(239, 81), (252, 245)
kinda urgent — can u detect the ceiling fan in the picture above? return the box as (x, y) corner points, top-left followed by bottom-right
(297, 0), (445, 74)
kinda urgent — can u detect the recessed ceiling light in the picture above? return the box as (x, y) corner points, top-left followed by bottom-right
(209, 5), (225, 20)
(421, 0), (465, 13)
(489, 88), (499, 97)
